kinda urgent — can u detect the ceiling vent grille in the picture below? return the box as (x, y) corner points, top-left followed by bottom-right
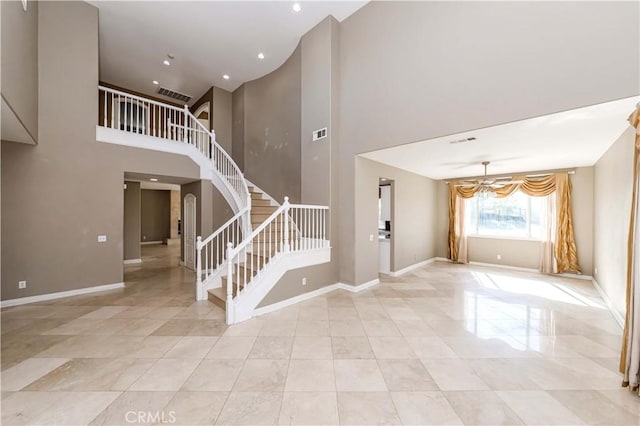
(157, 87), (192, 103)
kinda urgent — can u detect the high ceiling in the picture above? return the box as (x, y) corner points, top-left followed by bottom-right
(360, 96), (640, 180)
(90, 1), (367, 104)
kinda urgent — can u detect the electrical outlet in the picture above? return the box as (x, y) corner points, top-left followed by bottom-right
(97, 235), (107, 243)
(369, 234), (374, 241)
(496, 254), (502, 260)
(18, 280), (26, 289)
(302, 277), (307, 286)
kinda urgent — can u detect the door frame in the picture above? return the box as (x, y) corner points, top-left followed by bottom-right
(183, 193), (197, 270)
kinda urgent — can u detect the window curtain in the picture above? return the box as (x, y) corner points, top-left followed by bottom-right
(540, 194), (557, 274)
(447, 185), (468, 262)
(447, 173), (581, 274)
(621, 105), (640, 395)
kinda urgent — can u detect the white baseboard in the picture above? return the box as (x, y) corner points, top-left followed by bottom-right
(434, 257), (452, 263)
(141, 241), (163, 245)
(389, 258), (436, 277)
(1, 282), (125, 308)
(123, 258), (142, 265)
(253, 278), (381, 318)
(591, 278), (625, 329)
(557, 272), (593, 281)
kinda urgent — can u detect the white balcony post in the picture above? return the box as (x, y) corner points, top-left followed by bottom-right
(226, 242), (235, 324)
(183, 105), (189, 144)
(196, 236), (203, 300)
(283, 197), (290, 253)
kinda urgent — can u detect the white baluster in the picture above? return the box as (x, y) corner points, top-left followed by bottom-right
(283, 197), (290, 253)
(196, 236), (203, 300)
(226, 242), (234, 323)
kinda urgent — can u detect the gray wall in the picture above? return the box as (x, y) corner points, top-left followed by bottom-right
(354, 157), (438, 284)
(231, 85), (245, 170)
(260, 17), (341, 306)
(141, 189), (170, 243)
(593, 127), (635, 318)
(213, 87), (233, 155)
(2, 1), (201, 301)
(123, 181), (141, 260)
(1, 0), (38, 143)
(338, 0), (639, 284)
(236, 46), (302, 203)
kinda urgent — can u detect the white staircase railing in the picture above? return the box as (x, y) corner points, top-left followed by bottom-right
(99, 85), (251, 215)
(195, 206), (250, 300)
(224, 197), (329, 324)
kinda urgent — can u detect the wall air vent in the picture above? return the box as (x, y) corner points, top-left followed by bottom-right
(157, 87), (192, 103)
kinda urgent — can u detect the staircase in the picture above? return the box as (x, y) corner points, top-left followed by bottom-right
(96, 85), (331, 324)
(207, 184), (276, 309)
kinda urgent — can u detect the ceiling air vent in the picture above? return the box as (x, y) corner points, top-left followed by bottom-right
(449, 136), (476, 145)
(157, 87), (192, 103)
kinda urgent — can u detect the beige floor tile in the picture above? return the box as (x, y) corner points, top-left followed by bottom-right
(291, 336), (333, 359)
(187, 319), (229, 336)
(89, 391), (176, 425)
(337, 392), (401, 425)
(597, 388), (640, 416)
(334, 359), (387, 391)
(222, 318), (265, 336)
(295, 320), (330, 336)
(496, 390), (586, 425)
(1, 357), (70, 391)
(248, 336), (293, 359)
(377, 359), (438, 391)
(328, 307), (359, 320)
(278, 392), (338, 425)
(422, 358), (490, 391)
(1, 391), (117, 425)
(444, 390), (524, 425)
(127, 335), (182, 358)
(163, 391), (228, 425)
(405, 336), (458, 358)
(181, 359), (243, 391)
(206, 336), (256, 359)
(233, 359), (288, 391)
(391, 391), (464, 425)
(368, 336), (417, 359)
(80, 306), (130, 320)
(151, 319), (199, 336)
(216, 391), (282, 425)
(116, 318), (167, 336)
(361, 319), (402, 336)
(330, 319), (366, 336)
(548, 390), (640, 425)
(467, 358), (541, 391)
(25, 358), (155, 391)
(259, 320), (296, 336)
(129, 358), (200, 391)
(285, 360), (335, 391)
(331, 336), (374, 359)
(163, 336), (219, 359)
(298, 305), (329, 321)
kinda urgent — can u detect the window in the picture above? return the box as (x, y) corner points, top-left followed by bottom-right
(466, 190), (544, 239)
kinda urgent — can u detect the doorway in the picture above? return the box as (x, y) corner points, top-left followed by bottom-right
(184, 193), (197, 270)
(378, 178), (394, 274)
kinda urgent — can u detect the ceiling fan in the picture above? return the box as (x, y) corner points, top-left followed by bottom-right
(454, 161), (522, 191)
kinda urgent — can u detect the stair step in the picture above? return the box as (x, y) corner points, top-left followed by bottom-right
(251, 213), (274, 223)
(208, 287), (226, 310)
(252, 206), (278, 215)
(252, 199), (273, 207)
(251, 193), (266, 200)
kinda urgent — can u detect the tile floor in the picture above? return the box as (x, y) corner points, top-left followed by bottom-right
(1, 244), (639, 425)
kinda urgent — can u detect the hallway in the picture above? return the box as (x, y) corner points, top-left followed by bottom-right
(1, 256), (638, 425)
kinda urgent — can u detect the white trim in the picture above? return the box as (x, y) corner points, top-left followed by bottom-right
(592, 278), (625, 329)
(468, 261), (538, 273)
(140, 241), (163, 246)
(435, 257), (452, 263)
(1, 282), (125, 308)
(389, 258), (436, 277)
(557, 272), (593, 281)
(252, 277), (381, 318)
(124, 258), (142, 264)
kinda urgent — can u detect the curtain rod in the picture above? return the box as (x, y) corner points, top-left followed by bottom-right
(444, 168), (575, 184)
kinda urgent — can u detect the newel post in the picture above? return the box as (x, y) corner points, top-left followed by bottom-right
(196, 236), (203, 300)
(226, 242), (235, 324)
(183, 105), (189, 143)
(283, 196), (290, 253)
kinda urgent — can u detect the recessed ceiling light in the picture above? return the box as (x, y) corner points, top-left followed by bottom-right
(163, 60), (170, 66)
(150, 178), (158, 182)
(223, 74), (230, 80)
(258, 52), (265, 60)
(152, 80), (159, 85)
(292, 2), (301, 13)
